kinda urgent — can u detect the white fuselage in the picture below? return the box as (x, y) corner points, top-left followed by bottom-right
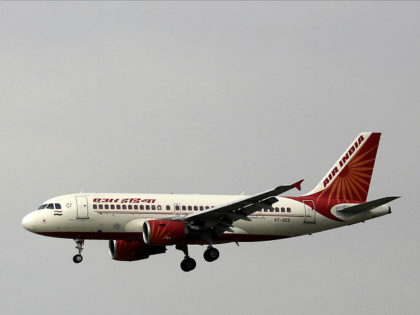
(22, 193), (390, 243)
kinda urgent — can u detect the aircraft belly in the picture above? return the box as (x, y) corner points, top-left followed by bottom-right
(234, 215), (304, 237)
(233, 212), (345, 237)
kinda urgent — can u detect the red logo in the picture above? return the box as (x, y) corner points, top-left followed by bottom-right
(93, 198), (156, 203)
(323, 135), (365, 187)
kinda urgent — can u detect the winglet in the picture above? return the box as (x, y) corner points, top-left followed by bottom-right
(293, 179), (304, 191)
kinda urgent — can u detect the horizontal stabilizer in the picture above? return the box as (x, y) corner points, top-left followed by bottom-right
(337, 196), (400, 215)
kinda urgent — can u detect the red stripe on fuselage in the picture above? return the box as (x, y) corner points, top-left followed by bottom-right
(37, 231), (289, 244)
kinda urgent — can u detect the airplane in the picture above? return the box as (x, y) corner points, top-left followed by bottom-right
(22, 132), (399, 272)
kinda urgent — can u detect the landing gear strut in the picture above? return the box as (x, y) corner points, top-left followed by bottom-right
(203, 246), (219, 262)
(176, 244), (196, 272)
(73, 238), (84, 264)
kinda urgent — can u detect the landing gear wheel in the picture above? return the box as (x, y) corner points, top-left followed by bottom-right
(73, 238), (85, 263)
(73, 254), (83, 263)
(203, 247), (219, 262)
(180, 257), (196, 272)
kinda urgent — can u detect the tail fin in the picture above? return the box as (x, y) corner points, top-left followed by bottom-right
(305, 132), (381, 204)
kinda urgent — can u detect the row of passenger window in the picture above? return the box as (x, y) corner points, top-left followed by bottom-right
(93, 204), (214, 211)
(38, 203), (61, 210)
(92, 204), (292, 213)
(265, 207), (292, 213)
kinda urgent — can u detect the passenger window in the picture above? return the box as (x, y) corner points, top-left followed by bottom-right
(151, 205), (156, 210)
(134, 205), (138, 210)
(275, 207), (279, 212)
(188, 206), (192, 211)
(287, 207), (291, 212)
(263, 208), (268, 212)
(182, 205), (186, 211)
(47, 204), (54, 209)
(146, 205), (150, 210)
(166, 205), (170, 210)
(140, 205), (144, 210)
(128, 205), (132, 210)
(205, 206), (209, 209)
(105, 205), (109, 210)
(55, 203), (61, 209)
(99, 205), (103, 209)
(199, 206), (204, 211)
(175, 205), (180, 210)
(194, 206), (198, 211)
(122, 205), (127, 210)
(93, 204), (97, 209)
(111, 205), (115, 210)
(116, 205), (121, 210)
(157, 205), (162, 210)
(281, 207), (285, 212)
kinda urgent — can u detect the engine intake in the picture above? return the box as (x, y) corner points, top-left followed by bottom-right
(109, 240), (166, 261)
(143, 220), (187, 246)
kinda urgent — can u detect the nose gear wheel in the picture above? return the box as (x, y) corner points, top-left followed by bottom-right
(73, 239), (85, 264)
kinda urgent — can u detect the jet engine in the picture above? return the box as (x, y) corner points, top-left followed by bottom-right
(108, 240), (166, 261)
(142, 220), (187, 246)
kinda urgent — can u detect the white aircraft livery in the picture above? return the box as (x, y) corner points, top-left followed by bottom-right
(22, 132), (399, 271)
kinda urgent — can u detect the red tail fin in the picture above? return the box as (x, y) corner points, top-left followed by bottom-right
(306, 132), (381, 205)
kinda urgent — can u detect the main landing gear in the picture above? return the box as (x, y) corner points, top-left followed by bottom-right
(73, 238), (84, 264)
(203, 246), (219, 262)
(176, 244), (196, 272)
(176, 244), (220, 272)
(180, 257), (196, 272)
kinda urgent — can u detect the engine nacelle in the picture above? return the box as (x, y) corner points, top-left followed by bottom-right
(143, 220), (187, 246)
(109, 240), (166, 261)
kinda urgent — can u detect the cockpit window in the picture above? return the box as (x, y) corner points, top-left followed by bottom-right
(38, 203), (62, 210)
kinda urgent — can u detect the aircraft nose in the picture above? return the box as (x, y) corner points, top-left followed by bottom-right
(22, 212), (37, 232)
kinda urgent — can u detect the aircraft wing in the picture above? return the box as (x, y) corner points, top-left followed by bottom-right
(176, 180), (303, 242)
(337, 196), (400, 215)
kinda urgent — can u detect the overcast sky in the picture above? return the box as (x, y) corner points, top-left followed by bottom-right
(1, 2), (419, 315)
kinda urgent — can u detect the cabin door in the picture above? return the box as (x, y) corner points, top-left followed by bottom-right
(303, 200), (316, 224)
(76, 196), (89, 219)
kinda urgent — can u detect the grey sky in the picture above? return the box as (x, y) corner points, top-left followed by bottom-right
(1, 2), (419, 315)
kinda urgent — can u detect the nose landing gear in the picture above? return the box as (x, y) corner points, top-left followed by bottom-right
(73, 239), (84, 264)
(73, 254), (83, 263)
